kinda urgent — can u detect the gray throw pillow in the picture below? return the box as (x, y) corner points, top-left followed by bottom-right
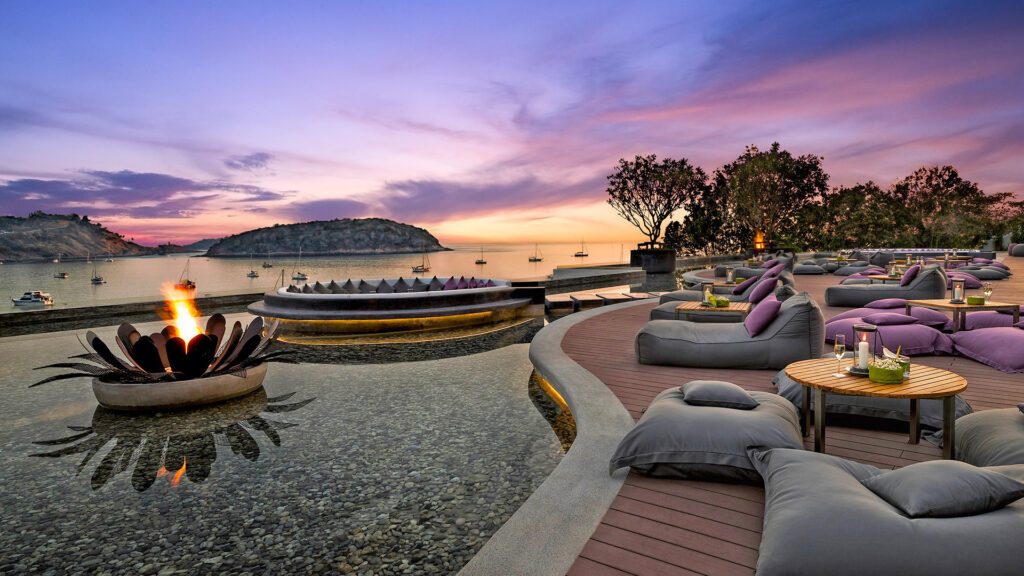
(773, 285), (797, 302)
(682, 380), (759, 410)
(861, 460), (1024, 518)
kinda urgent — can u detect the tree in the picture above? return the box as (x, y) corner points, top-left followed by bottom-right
(891, 166), (1010, 248)
(606, 154), (708, 244)
(672, 181), (736, 255)
(721, 143), (829, 249)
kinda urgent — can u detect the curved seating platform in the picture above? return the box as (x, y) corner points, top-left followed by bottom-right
(248, 276), (534, 336)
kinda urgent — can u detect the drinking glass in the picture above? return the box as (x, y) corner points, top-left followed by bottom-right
(834, 334), (846, 376)
(983, 282), (993, 300)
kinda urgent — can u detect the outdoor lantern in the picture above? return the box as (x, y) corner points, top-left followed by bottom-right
(701, 281), (714, 305)
(951, 277), (966, 303)
(725, 267), (736, 283)
(888, 262), (898, 277)
(852, 323), (880, 370)
(754, 231), (765, 252)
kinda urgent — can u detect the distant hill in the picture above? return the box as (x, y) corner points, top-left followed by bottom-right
(184, 238), (219, 251)
(205, 218), (447, 257)
(0, 212), (153, 262)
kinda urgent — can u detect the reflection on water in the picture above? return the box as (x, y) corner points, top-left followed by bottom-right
(528, 371), (576, 452)
(30, 388), (314, 492)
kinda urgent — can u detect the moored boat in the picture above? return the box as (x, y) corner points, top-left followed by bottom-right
(12, 291), (54, 306)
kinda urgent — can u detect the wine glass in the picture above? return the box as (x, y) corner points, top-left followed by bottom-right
(983, 282), (993, 301)
(834, 334), (846, 376)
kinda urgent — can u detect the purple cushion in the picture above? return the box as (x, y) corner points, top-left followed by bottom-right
(972, 258), (993, 264)
(457, 276), (469, 289)
(443, 276), (459, 290)
(900, 264), (921, 287)
(760, 258), (779, 269)
(865, 298), (908, 310)
(749, 278), (778, 304)
(744, 298), (781, 337)
(484, 280), (496, 287)
(910, 307), (953, 331)
(989, 261), (1009, 270)
(732, 275), (758, 295)
(825, 318), (954, 355)
(863, 313), (919, 326)
(964, 311), (1015, 331)
(828, 308), (876, 323)
(947, 272), (983, 289)
(952, 328), (1024, 372)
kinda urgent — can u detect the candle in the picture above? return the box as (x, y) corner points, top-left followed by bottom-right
(858, 340), (869, 369)
(954, 284), (963, 301)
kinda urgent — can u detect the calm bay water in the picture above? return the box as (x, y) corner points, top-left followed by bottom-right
(1, 242), (635, 313)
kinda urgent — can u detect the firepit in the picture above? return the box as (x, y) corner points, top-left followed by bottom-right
(32, 286), (293, 411)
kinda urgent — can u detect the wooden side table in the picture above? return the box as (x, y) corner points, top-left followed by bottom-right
(866, 274), (902, 284)
(784, 358), (967, 459)
(673, 301), (752, 320)
(904, 299), (1020, 332)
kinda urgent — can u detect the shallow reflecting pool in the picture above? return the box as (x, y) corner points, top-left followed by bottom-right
(0, 317), (565, 574)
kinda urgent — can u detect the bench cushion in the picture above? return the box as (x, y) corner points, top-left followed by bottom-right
(956, 408), (1024, 467)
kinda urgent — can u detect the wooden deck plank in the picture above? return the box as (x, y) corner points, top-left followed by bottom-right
(564, 255), (1024, 575)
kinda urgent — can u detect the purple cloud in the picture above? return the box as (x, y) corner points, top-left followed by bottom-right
(0, 170), (288, 219)
(224, 152), (273, 171)
(286, 198), (370, 222)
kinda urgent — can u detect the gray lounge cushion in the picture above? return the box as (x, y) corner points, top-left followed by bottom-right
(773, 364), (972, 430)
(956, 408), (1024, 466)
(825, 265), (947, 307)
(682, 380), (759, 410)
(861, 460), (1024, 518)
(750, 447), (1024, 576)
(793, 263), (826, 275)
(958, 267), (1010, 280)
(609, 387), (802, 483)
(637, 293), (825, 369)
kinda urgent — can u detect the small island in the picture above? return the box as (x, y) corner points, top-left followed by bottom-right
(0, 212), (153, 262)
(204, 218), (447, 257)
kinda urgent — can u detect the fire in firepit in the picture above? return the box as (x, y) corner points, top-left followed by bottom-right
(31, 289), (295, 411)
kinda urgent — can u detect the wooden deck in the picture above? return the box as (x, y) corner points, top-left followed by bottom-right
(563, 258), (1024, 576)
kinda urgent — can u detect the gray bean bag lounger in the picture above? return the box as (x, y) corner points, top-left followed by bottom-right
(793, 263), (826, 275)
(659, 273), (779, 304)
(637, 293), (824, 369)
(955, 406), (1024, 467)
(825, 265), (946, 307)
(609, 383), (803, 483)
(750, 448), (1024, 576)
(957, 266), (1010, 280)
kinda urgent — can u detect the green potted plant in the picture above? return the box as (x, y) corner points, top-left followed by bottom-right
(868, 356), (905, 384)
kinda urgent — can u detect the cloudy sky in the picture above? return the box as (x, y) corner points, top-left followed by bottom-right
(1, 1), (1021, 244)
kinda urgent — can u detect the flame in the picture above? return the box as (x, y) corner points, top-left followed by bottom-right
(161, 283), (201, 345)
(155, 458), (187, 488)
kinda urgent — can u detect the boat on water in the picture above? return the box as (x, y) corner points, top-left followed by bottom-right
(174, 259), (197, 292)
(105, 253), (114, 262)
(90, 261), (106, 285)
(412, 246), (431, 273)
(262, 251), (274, 268)
(53, 253), (69, 278)
(475, 246), (487, 265)
(247, 253), (260, 278)
(12, 291), (53, 306)
(573, 240), (589, 258)
(529, 244), (544, 262)
(291, 246), (308, 281)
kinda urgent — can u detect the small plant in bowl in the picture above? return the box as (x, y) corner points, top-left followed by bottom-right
(868, 356), (905, 384)
(966, 295), (986, 305)
(714, 296), (731, 307)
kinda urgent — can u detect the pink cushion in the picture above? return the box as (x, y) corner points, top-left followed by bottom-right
(900, 264), (921, 287)
(863, 313), (918, 326)
(744, 298), (781, 337)
(749, 278), (778, 304)
(732, 275), (758, 295)
(952, 328), (1024, 372)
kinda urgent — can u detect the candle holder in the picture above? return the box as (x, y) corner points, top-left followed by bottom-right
(950, 277), (966, 304)
(700, 281), (715, 306)
(849, 323), (880, 376)
(725, 267), (735, 284)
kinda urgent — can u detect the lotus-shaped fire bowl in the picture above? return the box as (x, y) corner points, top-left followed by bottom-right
(32, 315), (296, 412)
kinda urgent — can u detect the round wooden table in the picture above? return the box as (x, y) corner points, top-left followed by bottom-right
(784, 358), (967, 459)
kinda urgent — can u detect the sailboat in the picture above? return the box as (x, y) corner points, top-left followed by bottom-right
(411, 246), (431, 273)
(262, 251), (274, 268)
(90, 260), (106, 284)
(291, 246), (308, 281)
(573, 240), (589, 258)
(529, 243), (544, 262)
(174, 258), (197, 292)
(475, 246), (487, 265)
(53, 253), (69, 278)
(247, 253), (259, 278)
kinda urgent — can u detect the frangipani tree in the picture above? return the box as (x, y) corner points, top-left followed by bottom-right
(606, 154), (708, 244)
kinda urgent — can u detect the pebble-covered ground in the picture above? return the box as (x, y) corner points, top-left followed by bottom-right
(0, 317), (566, 575)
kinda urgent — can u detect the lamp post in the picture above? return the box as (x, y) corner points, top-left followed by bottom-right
(754, 231), (765, 253)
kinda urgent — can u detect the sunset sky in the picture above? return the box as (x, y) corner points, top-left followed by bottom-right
(1, 1), (1021, 245)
